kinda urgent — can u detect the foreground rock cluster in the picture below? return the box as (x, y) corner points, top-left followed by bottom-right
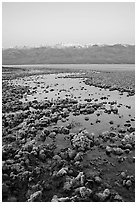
(2, 69), (135, 202)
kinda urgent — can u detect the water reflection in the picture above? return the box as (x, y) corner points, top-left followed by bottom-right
(11, 73), (135, 136)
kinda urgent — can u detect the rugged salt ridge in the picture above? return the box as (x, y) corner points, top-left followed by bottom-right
(2, 69), (135, 202)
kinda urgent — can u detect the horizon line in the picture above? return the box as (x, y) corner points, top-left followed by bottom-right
(2, 43), (135, 50)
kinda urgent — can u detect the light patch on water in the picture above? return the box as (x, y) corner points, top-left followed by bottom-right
(10, 73), (135, 136)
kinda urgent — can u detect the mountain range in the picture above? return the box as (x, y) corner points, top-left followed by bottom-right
(2, 44), (135, 65)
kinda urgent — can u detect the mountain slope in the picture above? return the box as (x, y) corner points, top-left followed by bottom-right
(2, 44), (135, 64)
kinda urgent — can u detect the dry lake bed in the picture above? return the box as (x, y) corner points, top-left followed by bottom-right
(2, 64), (135, 202)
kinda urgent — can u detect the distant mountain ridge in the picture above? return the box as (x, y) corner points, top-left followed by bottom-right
(2, 44), (135, 65)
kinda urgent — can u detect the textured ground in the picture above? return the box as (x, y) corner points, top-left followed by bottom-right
(2, 66), (135, 202)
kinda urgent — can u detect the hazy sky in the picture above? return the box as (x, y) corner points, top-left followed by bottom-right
(2, 2), (135, 48)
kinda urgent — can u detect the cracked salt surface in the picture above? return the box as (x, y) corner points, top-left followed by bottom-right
(11, 72), (135, 136)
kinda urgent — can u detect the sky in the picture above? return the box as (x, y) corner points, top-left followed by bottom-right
(2, 2), (135, 48)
